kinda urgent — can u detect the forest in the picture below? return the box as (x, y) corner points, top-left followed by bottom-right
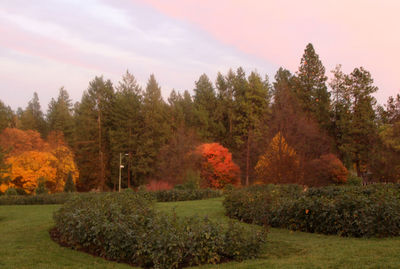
(0, 43), (399, 194)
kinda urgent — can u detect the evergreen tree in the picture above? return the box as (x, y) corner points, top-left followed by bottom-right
(294, 43), (331, 130)
(109, 71), (143, 188)
(74, 77), (114, 191)
(20, 92), (47, 136)
(0, 100), (14, 132)
(47, 87), (74, 145)
(141, 74), (170, 180)
(193, 74), (222, 141)
(64, 171), (76, 192)
(233, 68), (271, 185)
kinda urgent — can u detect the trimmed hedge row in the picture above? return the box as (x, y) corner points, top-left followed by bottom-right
(52, 193), (266, 268)
(0, 188), (222, 205)
(224, 184), (400, 237)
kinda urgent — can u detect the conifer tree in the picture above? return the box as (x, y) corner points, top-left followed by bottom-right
(47, 87), (74, 145)
(141, 74), (170, 180)
(0, 100), (14, 132)
(74, 77), (114, 191)
(109, 71), (143, 188)
(64, 171), (75, 192)
(193, 74), (222, 141)
(20, 92), (47, 136)
(294, 43), (331, 130)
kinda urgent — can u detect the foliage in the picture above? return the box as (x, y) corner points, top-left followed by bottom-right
(5, 187), (18, 196)
(224, 184), (400, 237)
(346, 174), (363, 186)
(52, 193), (266, 268)
(19, 92), (47, 136)
(153, 188), (222, 202)
(304, 154), (348, 186)
(255, 132), (301, 184)
(0, 129), (79, 194)
(197, 143), (240, 189)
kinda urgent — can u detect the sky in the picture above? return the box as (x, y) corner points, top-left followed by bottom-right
(0, 0), (399, 110)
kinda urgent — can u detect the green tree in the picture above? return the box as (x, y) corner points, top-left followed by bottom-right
(233, 68), (271, 185)
(47, 87), (74, 145)
(64, 171), (76, 192)
(74, 76), (114, 191)
(294, 43), (331, 130)
(20, 92), (47, 136)
(0, 100), (14, 132)
(109, 71), (144, 188)
(193, 74), (222, 141)
(141, 74), (170, 180)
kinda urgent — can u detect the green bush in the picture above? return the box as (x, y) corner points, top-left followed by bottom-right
(35, 177), (49, 195)
(224, 184), (400, 237)
(52, 193), (266, 268)
(0, 188), (222, 206)
(4, 188), (18, 196)
(346, 174), (363, 186)
(63, 172), (76, 192)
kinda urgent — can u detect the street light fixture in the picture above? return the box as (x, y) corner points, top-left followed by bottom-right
(119, 153), (129, 192)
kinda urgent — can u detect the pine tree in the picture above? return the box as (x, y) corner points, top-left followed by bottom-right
(141, 74), (170, 180)
(20, 92), (47, 136)
(74, 76), (114, 191)
(193, 74), (222, 141)
(295, 43), (331, 130)
(47, 87), (74, 145)
(233, 68), (271, 185)
(0, 100), (14, 132)
(109, 71), (143, 188)
(64, 171), (76, 192)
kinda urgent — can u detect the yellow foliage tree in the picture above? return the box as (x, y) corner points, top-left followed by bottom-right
(4, 151), (57, 194)
(255, 132), (301, 184)
(0, 129), (79, 194)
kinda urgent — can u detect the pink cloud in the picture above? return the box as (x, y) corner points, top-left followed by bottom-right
(135, 0), (400, 102)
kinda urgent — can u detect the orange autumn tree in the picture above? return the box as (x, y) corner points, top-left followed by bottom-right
(0, 129), (79, 194)
(196, 143), (240, 189)
(255, 132), (301, 184)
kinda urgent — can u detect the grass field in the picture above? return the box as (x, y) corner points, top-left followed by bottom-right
(1, 197), (400, 268)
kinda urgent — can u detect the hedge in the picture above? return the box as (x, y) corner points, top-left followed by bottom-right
(52, 192), (266, 268)
(223, 184), (400, 237)
(0, 188), (222, 206)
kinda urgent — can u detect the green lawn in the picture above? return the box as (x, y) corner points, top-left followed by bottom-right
(0, 198), (400, 268)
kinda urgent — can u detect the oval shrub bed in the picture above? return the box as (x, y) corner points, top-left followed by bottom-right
(224, 184), (400, 237)
(51, 193), (266, 268)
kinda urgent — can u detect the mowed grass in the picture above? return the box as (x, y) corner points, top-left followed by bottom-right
(0, 198), (399, 268)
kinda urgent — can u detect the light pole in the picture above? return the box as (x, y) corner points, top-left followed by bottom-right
(119, 153), (128, 192)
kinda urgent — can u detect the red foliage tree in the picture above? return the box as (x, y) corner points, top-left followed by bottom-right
(304, 154), (348, 186)
(196, 143), (240, 189)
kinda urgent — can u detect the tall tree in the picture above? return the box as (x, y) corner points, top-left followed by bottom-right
(193, 74), (222, 141)
(141, 74), (170, 180)
(0, 100), (14, 132)
(294, 43), (331, 130)
(109, 71), (143, 188)
(47, 87), (74, 145)
(20, 92), (47, 136)
(74, 77), (114, 191)
(233, 68), (271, 185)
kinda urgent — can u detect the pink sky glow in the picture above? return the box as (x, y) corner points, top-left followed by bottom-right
(0, 0), (399, 109)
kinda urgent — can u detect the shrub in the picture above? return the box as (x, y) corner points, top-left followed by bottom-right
(154, 188), (222, 202)
(5, 187), (18, 196)
(346, 174), (363, 186)
(224, 184), (400, 237)
(52, 193), (266, 268)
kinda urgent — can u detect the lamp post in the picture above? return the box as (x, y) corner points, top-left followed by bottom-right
(119, 153), (128, 192)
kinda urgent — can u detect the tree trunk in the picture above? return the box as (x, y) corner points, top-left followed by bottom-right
(246, 130), (251, 186)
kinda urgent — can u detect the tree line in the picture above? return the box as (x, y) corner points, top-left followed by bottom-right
(0, 43), (399, 191)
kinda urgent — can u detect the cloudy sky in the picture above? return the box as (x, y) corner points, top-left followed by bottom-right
(1, 0), (399, 110)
